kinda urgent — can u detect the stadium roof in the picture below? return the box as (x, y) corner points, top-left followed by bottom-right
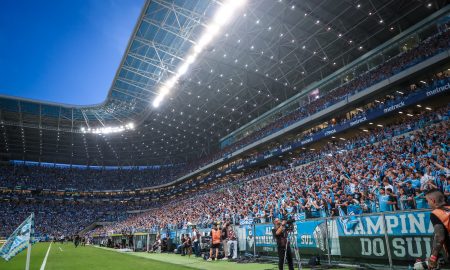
(0, 0), (447, 166)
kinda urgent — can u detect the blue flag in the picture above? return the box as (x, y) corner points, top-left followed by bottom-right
(346, 205), (363, 230)
(338, 205), (362, 231)
(0, 213), (34, 261)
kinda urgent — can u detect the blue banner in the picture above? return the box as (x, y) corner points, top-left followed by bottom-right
(334, 211), (433, 260)
(247, 211), (434, 260)
(336, 211), (433, 237)
(251, 220), (328, 254)
(296, 219), (326, 251)
(254, 223), (275, 248)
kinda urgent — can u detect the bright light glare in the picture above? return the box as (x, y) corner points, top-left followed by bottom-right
(186, 54), (197, 64)
(81, 122), (135, 135)
(214, 0), (245, 26)
(166, 77), (177, 88)
(152, 0), (246, 108)
(160, 87), (169, 95)
(177, 63), (189, 76)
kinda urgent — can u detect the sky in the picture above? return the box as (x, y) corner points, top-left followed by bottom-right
(0, 0), (145, 105)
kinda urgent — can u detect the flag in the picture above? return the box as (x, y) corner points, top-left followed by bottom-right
(338, 205), (362, 231)
(346, 205), (362, 230)
(0, 213), (34, 261)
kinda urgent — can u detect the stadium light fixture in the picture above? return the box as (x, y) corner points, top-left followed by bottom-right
(177, 63), (190, 76)
(186, 54), (197, 64)
(213, 1), (245, 26)
(152, 0), (247, 108)
(81, 122), (135, 135)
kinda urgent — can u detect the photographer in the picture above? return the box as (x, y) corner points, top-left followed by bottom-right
(272, 218), (294, 270)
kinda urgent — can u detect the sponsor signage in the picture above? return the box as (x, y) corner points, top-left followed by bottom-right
(336, 211), (433, 260)
(246, 211), (433, 261)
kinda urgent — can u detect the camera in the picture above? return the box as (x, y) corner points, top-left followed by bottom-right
(283, 218), (295, 231)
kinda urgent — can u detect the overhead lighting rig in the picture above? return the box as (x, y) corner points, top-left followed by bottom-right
(152, 0), (247, 108)
(81, 122), (134, 135)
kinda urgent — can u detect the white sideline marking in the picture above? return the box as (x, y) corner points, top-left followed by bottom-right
(58, 247), (63, 252)
(40, 242), (52, 270)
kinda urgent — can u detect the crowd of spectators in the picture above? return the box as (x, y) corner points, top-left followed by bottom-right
(89, 105), (449, 236)
(0, 165), (182, 190)
(0, 201), (151, 238)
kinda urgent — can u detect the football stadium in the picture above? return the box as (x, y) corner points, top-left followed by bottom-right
(1, 0), (450, 269)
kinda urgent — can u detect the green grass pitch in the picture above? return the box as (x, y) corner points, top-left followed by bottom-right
(0, 243), (193, 270)
(0, 242), (349, 270)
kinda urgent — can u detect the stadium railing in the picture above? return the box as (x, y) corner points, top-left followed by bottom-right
(91, 209), (431, 268)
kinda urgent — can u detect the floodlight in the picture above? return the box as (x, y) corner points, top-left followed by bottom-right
(160, 86), (170, 96)
(153, 95), (163, 108)
(153, 0), (247, 107)
(166, 78), (177, 88)
(206, 24), (220, 37)
(214, 5), (235, 26)
(177, 63), (190, 76)
(197, 34), (213, 49)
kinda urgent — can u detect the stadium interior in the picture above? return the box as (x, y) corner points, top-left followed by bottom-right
(1, 0), (450, 269)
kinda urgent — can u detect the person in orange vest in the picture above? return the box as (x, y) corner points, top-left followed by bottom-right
(208, 223), (222, 261)
(425, 189), (450, 269)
